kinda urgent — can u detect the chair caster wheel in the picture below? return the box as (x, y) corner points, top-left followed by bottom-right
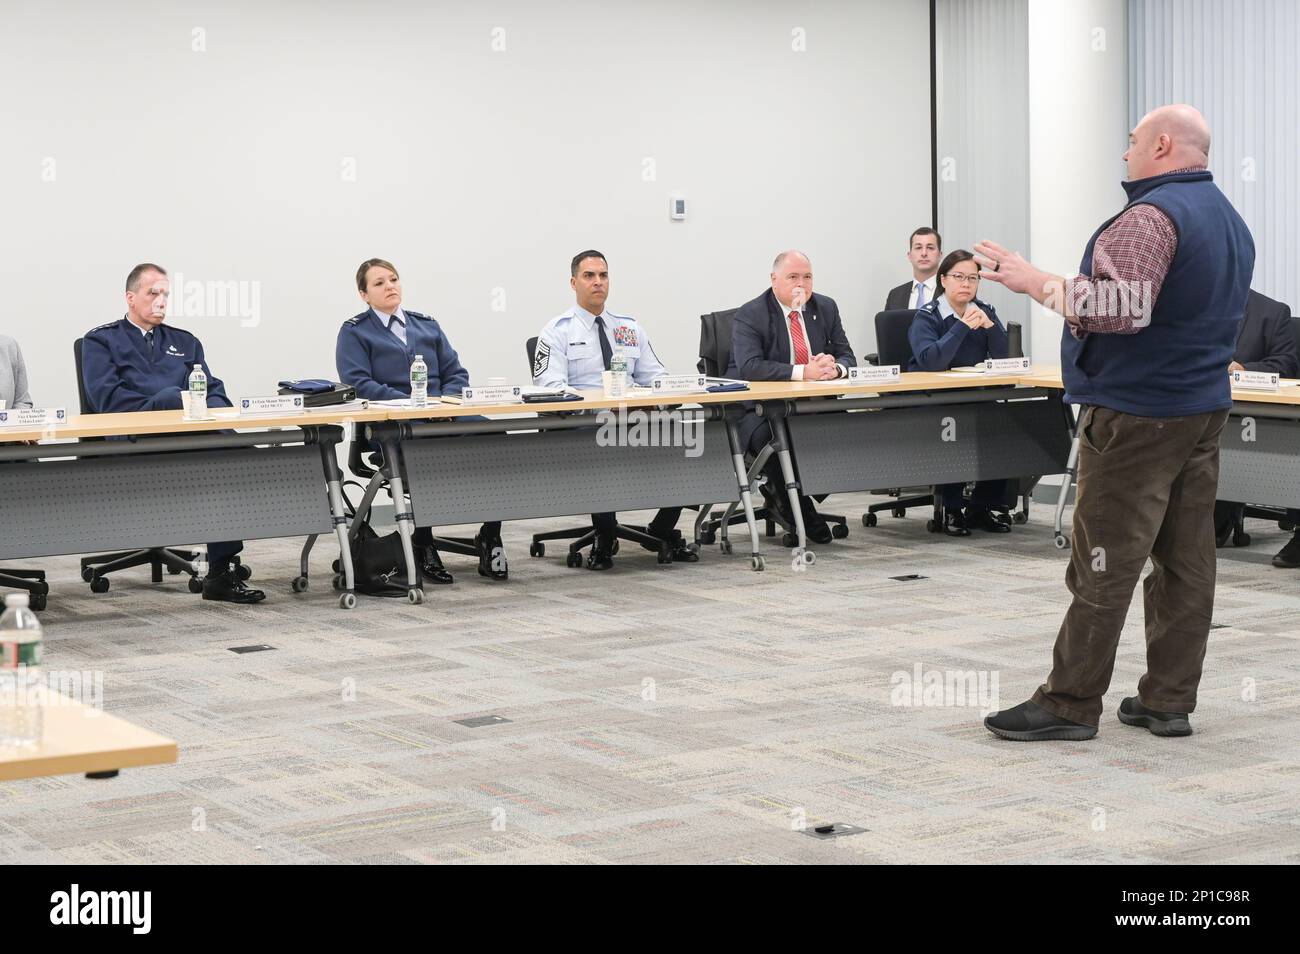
(926, 519), (938, 533)
(332, 558), (340, 572)
(89, 576), (110, 594)
(331, 573), (344, 591)
(657, 544), (672, 565)
(529, 542), (544, 558)
(862, 512), (877, 527)
(1234, 531), (1251, 547)
(291, 576), (309, 593)
(339, 592), (357, 610)
(30, 593), (47, 611)
(407, 588), (424, 605)
(235, 564), (252, 581)
(782, 532), (798, 548)
(187, 577), (204, 594)
(1054, 533), (1068, 550)
(892, 507), (906, 518)
(832, 523), (848, 539)
(719, 539), (733, 555)
(566, 552), (583, 568)
(699, 530), (716, 545)
(751, 555), (765, 571)
(81, 566), (95, 583)
(1013, 512), (1028, 525)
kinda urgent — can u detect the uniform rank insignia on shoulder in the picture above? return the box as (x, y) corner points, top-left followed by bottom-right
(344, 315), (363, 325)
(90, 321), (118, 332)
(612, 324), (638, 347)
(533, 339), (550, 378)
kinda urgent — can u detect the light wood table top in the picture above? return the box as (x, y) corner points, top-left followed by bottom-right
(0, 404), (393, 443)
(1013, 366), (1300, 407)
(0, 690), (177, 782)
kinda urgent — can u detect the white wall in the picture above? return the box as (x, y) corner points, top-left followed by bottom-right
(0, 0), (932, 408)
(1026, 0), (1128, 365)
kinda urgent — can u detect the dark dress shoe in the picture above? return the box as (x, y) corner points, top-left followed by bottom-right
(420, 547), (454, 585)
(967, 508), (1011, 533)
(806, 521), (834, 545)
(943, 510), (972, 537)
(643, 529), (700, 563)
(476, 534), (509, 581)
(1117, 697), (1192, 737)
(201, 569), (266, 604)
(1272, 533), (1300, 568)
(983, 700), (1097, 741)
(586, 547), (614, 571)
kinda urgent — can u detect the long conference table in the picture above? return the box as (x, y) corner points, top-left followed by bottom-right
(32, 369), (1297, 607)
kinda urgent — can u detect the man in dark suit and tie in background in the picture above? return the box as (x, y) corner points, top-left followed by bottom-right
(726, 250), (856, 544)
(885, 227), (942, 312)
(1216, 289), (1300, 561)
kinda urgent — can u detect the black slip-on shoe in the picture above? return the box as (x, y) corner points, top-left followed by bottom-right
(1117, 696), (1192, 737)
(984, 700), (1097, 741)
(476, 534), (508, 581)
(420, 547), (454, 585)
(968, 508), (1012, 533)
(1272, 534), (1300, 569)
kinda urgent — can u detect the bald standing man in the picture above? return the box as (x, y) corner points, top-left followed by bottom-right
(977, 105), (1255, 741)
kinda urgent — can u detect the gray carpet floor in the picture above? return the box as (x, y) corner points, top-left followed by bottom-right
(2, 491), (1298, 864)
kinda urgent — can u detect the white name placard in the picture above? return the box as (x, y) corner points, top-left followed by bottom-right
(650, 374), (708, 394)
(848, 365), (901, 385)
(462, 385), (524, 406)
(984, 357), (1033, 373)
(237, 395), (306, 415)
(1231, 370), (1280, 391)
(0, 407), (67, 428)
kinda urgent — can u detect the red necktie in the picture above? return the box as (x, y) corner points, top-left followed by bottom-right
(788, 311), (809, 364)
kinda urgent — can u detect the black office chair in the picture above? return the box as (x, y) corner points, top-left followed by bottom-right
(694, 310), (848, 548)
(523, 336), (674, 566)
(862, 310), (1030, 530)
(72, 337), (211, 594)
(0, 569), (48, 612)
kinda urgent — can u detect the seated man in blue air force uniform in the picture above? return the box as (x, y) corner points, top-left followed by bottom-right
(80, 262), (265, 604)
(532, 248), (699, 571)
(907, 248), (1013, 537)
(335, 258), (507, 585)
(725, 249), (857, 546)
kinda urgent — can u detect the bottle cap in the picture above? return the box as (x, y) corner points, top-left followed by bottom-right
(4, 593), (30, 608)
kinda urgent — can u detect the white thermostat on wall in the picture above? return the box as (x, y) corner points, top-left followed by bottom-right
(670, 196), (687, 220)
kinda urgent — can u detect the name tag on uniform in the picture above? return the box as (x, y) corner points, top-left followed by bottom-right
(650, 374), (708, 394)
(462, 385), (524, 406)
(847, 365), (901, 384)
(237, 395), (305, 415)
(1231, 370), (1280, 391)
(983, 357), (1032, 373)
(0, 407), (67, 428)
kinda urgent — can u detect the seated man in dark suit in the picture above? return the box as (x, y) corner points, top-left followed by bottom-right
(1215, 290), (1300, 564)
(885, 227), (942, 312)
(725, 250), (856, 544)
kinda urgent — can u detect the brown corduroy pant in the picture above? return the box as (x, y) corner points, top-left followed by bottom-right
(1033, 405), (1230, 727)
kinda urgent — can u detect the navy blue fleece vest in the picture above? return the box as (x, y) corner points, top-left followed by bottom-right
(1061, 169), (1254, 416)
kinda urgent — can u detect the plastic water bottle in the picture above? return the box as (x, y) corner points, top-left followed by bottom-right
(410, 354), (429, 409)
(0, 593), (44, 748)
(609, 345), (628, 398)
(186, 363), (208, 420)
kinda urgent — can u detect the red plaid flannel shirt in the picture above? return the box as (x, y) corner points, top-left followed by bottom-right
(1064, 166), (1204, 338)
